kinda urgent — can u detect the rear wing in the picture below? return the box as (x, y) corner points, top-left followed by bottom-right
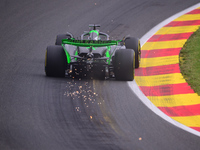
(62, 39), (120, 47)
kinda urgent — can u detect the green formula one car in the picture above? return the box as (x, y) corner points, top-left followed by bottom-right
(45, 24), (141, 81)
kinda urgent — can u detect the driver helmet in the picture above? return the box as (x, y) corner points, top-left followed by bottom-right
(89, 30), (100, 40)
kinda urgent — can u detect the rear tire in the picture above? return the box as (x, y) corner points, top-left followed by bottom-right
(125, 37), (141, 68)
(45, 45), (67, 77)
(114, 49), (135, 81)
(55, 34), (71, 45)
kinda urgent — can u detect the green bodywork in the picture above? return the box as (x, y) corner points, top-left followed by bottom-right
(89, 30), (99, 35)
(61, 39), (121, 64)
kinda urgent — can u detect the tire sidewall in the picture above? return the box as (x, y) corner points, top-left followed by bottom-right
(124, 37), (140, 68)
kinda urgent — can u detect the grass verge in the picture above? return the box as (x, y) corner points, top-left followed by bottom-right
(179, 27), (200, 95)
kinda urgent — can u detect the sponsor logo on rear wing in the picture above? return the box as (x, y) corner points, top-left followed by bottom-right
(62, 39), (121, 47)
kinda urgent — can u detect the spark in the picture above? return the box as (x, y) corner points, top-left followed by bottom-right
(75, 107), (80, 111)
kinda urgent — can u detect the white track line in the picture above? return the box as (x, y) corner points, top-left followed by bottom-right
(128, 2), (200, 137)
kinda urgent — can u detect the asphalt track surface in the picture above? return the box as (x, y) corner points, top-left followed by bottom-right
(0, 0), (200, 149)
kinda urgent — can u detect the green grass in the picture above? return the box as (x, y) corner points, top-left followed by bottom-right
(179, 27), (200, 95)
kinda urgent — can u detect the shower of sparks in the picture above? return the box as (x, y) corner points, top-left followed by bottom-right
(64, 81), (102, 111)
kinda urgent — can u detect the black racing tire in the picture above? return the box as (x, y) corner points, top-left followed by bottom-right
(55, 34), (71, 45)
(45, 45), (67, 77)
(125, 37), (141, 68)
(114, 49), (135, 81)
